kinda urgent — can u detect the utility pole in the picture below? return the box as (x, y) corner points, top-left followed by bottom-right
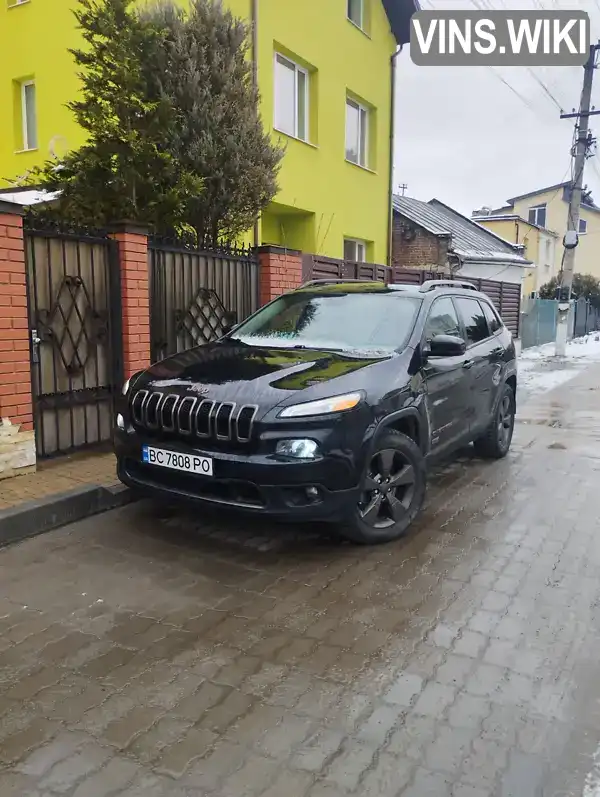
(556, 43), (600, 356)
(398, 183), (408, 196)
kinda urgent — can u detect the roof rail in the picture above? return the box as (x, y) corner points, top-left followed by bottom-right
(298, 278), (385, 289)
(419, 279), (478, 293)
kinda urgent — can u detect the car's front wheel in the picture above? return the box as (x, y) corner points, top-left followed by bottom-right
(340, 430), (427, 545)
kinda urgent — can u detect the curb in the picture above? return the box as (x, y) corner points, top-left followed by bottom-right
(0, 482), (135, 548)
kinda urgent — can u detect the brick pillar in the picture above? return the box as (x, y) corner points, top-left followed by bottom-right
(257, 246), (303, 304)
(0, 200), (36, 479)
(109, 223), (151, 378)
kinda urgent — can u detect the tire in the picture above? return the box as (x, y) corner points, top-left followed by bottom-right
(339, 430), (427, 545)
(473, 383), (515, 459)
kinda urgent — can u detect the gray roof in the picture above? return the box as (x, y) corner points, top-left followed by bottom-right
(392, 195), (532, 266)
(506, 182), (569, 205)
(383, 0), (421, 44)
(502, 182), (600, 214)
(472, 213), (559, 236)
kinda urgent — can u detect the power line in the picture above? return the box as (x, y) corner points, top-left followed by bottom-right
(487, 67), (546, 117)
(477, 0), (571, 112)
(526, 68), (564, 112)
(590, 157), (600, 184)
(466, 0), (565, 118)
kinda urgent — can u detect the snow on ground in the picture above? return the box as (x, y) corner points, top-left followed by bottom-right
(518, 333), (600, 400)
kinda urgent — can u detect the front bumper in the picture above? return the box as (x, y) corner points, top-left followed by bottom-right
(115, 430), (361, 521)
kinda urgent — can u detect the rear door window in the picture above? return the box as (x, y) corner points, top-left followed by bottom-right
(454, 297), (491, 345)
(481, 301), (502, 334)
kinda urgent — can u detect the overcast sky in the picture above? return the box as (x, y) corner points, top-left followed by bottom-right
(393, 0), (600, 215)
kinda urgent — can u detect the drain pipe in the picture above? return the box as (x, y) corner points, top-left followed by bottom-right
(387, 44), (402, 267)
(251, 0), (260, 249)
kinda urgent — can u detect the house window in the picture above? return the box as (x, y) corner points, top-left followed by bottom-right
(528, 204), (546, 228)
(579, 218), (587, 234)
(21, 81), (37, 150)
(347, 0), (364, 29)
(344, 238), (367, 262)
(274, 53), (308, 141)
(346, 98), (368, 167)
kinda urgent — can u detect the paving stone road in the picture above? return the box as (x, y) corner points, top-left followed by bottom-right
(2, 365), (600, 796)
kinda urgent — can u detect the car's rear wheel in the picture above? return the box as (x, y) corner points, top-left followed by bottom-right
(473, 383), (515, 459)
(340, 430), (426, 545)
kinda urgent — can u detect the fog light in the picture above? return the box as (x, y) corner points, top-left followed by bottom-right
(306, 486), (320, 499)
(116, 413), (125, 430)
(276, 439), (320, 459)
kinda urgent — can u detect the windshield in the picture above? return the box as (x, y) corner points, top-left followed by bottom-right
(229, 291), (422, 353)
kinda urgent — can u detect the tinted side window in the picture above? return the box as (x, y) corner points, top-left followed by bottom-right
(455, 298), (490, 345)
(424, 297), (462, 340)
(481, 301), (502, 334)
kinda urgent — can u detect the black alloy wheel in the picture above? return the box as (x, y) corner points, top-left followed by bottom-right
(497, 393), (514, 452)
(341, 429), (427, 545)
(473, 383), (516, 459)
(358, 449), (416, 529)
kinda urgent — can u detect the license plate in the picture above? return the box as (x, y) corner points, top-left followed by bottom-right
(142, 446), (213, 476)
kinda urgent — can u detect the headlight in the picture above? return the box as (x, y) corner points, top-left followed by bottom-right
(276, 439), (320, 459)
(278, 392), (363, 419)
(122, 371), (142, 396)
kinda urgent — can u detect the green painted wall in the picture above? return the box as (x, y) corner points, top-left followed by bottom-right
(1, 0), (396, 262)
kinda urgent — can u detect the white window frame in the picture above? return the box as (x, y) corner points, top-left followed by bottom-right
(347, 0), (364, 30)
(273, 53), (309, 142)
(579, 218), (588, 234)
(21, 80), (37, 151)
(345, 98), (368, 168)
(528, 203), (547, 228)
(344, 238), (367, 262)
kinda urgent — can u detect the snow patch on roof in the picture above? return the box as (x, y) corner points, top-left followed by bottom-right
(0, 189), (58, 206)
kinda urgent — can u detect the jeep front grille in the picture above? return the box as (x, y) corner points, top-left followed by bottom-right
(130, 390), (258, 443)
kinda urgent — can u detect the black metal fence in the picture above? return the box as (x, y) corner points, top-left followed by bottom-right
(302, 255), (522, 338)
(24, 226), (123, 458)
(149, 239), (260, 362)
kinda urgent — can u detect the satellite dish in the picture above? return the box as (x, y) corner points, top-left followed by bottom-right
(48, 135), (68, 158)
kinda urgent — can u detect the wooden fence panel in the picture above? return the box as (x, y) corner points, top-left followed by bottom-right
(302, 256), (521, 337)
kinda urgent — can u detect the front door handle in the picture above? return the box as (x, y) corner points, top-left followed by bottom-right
(31, 328), (41, 365)
(463, 360), (474, 369)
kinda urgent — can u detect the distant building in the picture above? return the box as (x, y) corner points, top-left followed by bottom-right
(474, 182), (600, 289)
(472, 210), (559, 297)
(392, 195), (532, 288)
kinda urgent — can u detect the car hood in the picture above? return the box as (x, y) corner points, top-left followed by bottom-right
(136, 341), (392, 409)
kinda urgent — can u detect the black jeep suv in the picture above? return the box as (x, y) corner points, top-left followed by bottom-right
(115, 279), (517, 544)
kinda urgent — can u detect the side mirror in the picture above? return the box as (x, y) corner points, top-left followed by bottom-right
(426, 334), (466, 357)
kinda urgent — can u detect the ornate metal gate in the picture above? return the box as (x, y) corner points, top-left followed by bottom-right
(24, 227), (123, 458)
(149, 239), (260, 362)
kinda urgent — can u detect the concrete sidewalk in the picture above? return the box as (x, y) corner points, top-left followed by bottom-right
(0, 451), (132, 547)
